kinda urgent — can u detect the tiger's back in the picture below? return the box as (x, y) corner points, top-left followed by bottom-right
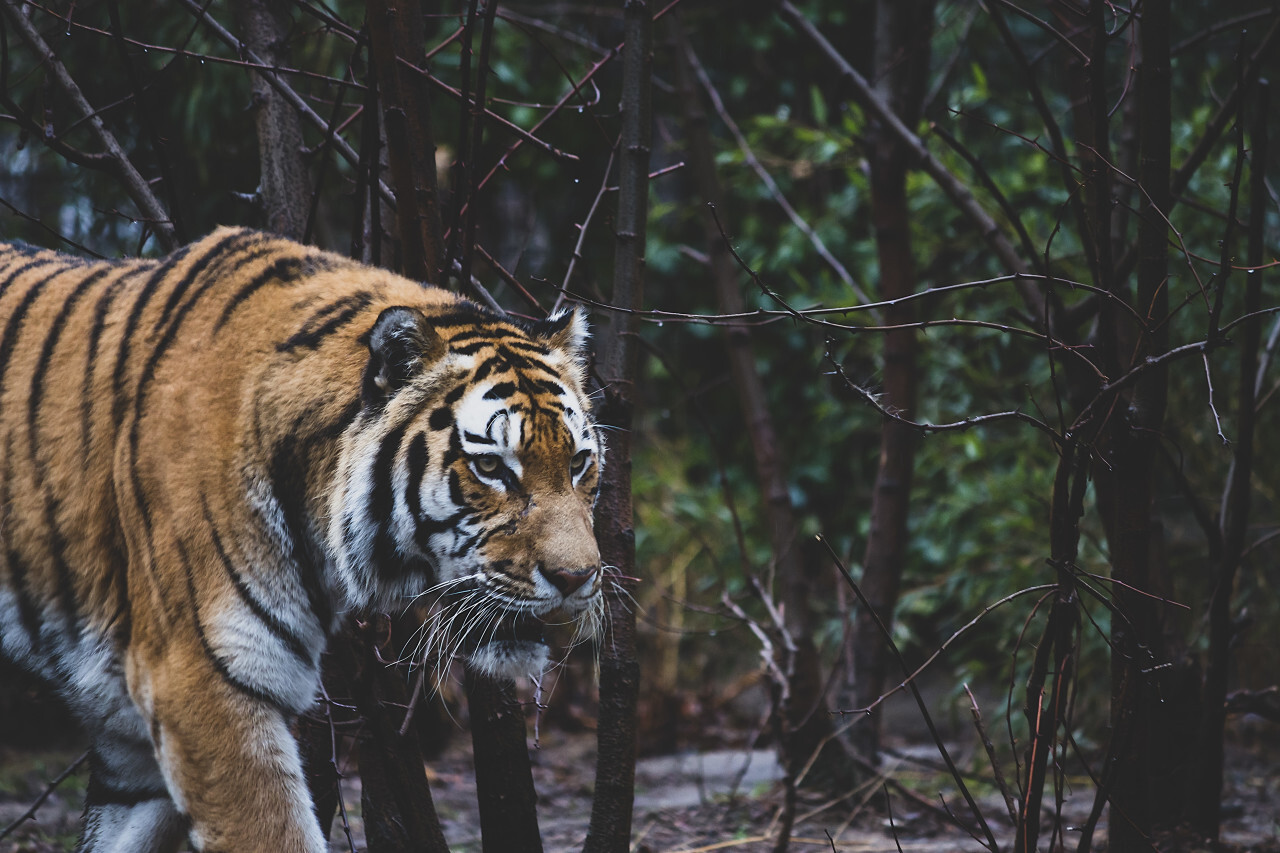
(0, 228), (603, 852)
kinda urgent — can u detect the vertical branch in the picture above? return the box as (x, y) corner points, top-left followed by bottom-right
(670, 20), (848, 786)
(1087, 2), (1172, 846)
(1018, 440), (1085, 853)
(342, 621), (451, 853)
(459, 0), (498, 290)
(105, 1), (187, 243)
(464, 668), (542, 853)
(234, 0), (311, 240)
(366, 0), (446, 280)
(850, 0), (935, 766)
(582, 2), (651, 850)
(0, 0), (175, 249)
(1190, 78), (1269, 841)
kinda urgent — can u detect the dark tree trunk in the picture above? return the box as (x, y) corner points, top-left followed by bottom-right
(850, 0), (934, 765)
(234, 0), (310, 240)
(1093, 3), (1170, 847)
(669, 19), (850, 790)
(344, 621), (451, 853)
(581, 2), (651, 849)
(1189, 79), (1269, 842)
(365, 0), (446, 282)
(465, 669), (542, 853)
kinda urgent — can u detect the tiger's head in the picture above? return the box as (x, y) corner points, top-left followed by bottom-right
(327, 303), (603, 680)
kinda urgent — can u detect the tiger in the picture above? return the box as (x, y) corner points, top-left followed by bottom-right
(0, 227), (604, 852)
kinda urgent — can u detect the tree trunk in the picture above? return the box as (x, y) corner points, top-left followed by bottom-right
(850, 0), (934, 765)
(668, 19), (850, 789)
(345, 620), (451, 853)
(581, 2), (650, 849)
(234, 0), (311, 240)
(465, 669), (542, 853)
(365, 0), (446, 282)
(1189, 78), (1269, 842)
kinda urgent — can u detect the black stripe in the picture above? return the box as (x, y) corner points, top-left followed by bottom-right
(369, 421), (410, 525)
(213, 252), (309, 332)
(475, 354), (511, 383)
(2, 549), (44, 654)
(152, 229), (254, 334)
(451, 528), (485, 558)
(531, 379), (565, 396)
(81, 265), (144, 458)
(482, 381), (516, 400)
(404, 432), (428, 520)
(110, 246), (195, 429)
(210, 245), (276, 330)
(452, 341), (491, 356)
(175, 539), (289, 712)
(429, 407), (453, 431)
(28, 266), (113, 455)
(0, 242), (49, 266)
(369, 421), (412, 581)
(448, 467), (467, 508)
(265, 422), (348, 632)
(277, 291), (374, 352)
(0, 257), (56, 292)
(215, 255), (304, 337)
(123, 244), (298, 595)
(502, 339), (553, 357)
(414, 510), (466, 551)
(0, 264), (77, 392)
(0, 435), (44, 654)
(462, 431), (496, 445)
(200, 496), (315, 667)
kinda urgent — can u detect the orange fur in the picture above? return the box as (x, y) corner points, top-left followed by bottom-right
(0, 229), (602, 852)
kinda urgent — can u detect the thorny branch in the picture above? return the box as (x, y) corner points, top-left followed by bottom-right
(0, 751), (89, 842)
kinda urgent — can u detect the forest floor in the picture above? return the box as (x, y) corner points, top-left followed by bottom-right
(1, 723), (1277, 853)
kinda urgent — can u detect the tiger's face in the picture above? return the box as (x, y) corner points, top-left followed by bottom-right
(328, 304), (603, 680)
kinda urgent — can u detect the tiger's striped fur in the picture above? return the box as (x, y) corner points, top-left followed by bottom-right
(0, 228), (603, 852)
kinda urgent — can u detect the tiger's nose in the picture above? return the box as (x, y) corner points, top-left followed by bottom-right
(539, 565), (596, 596)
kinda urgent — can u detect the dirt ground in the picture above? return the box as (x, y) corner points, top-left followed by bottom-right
(2, 724), (1277, 853)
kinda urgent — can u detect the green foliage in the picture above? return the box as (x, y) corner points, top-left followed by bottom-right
(2, 0), (1277, 750)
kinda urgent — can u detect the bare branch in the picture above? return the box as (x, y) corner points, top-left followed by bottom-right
(1, 0), (175, 248)
(683, 36), (874, 307)
(174, 0), (396, 209)
(819, 537), (1001, 852)
(778, 1), (1032, 292)
(0, 751), (89, 842)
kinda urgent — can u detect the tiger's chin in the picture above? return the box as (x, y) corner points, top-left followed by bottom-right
(464, 611), (553, 679)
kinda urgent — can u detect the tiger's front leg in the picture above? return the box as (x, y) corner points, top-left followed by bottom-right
(133, 649), (328, 853)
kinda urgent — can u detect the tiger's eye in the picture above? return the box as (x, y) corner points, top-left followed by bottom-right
(570, 450), (591, 475)
(474, 455), (502, 475)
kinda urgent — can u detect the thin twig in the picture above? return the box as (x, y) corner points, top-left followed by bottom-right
(0, 750), (89, 842)
(778, 0), (1032, 295)
(174, 0), (395, 208)
(819, 536), (1001, 852)
(1203, 350), (1228, 445)
(965, 684), (1019, 826)
(836, 584), (1056, 716)
(684, 37), (873, 308)
(1, 0), (174, 248)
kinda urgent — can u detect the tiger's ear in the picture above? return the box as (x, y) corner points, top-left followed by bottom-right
(538, 308), (590, 361)
(362, 306), (444, 407)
